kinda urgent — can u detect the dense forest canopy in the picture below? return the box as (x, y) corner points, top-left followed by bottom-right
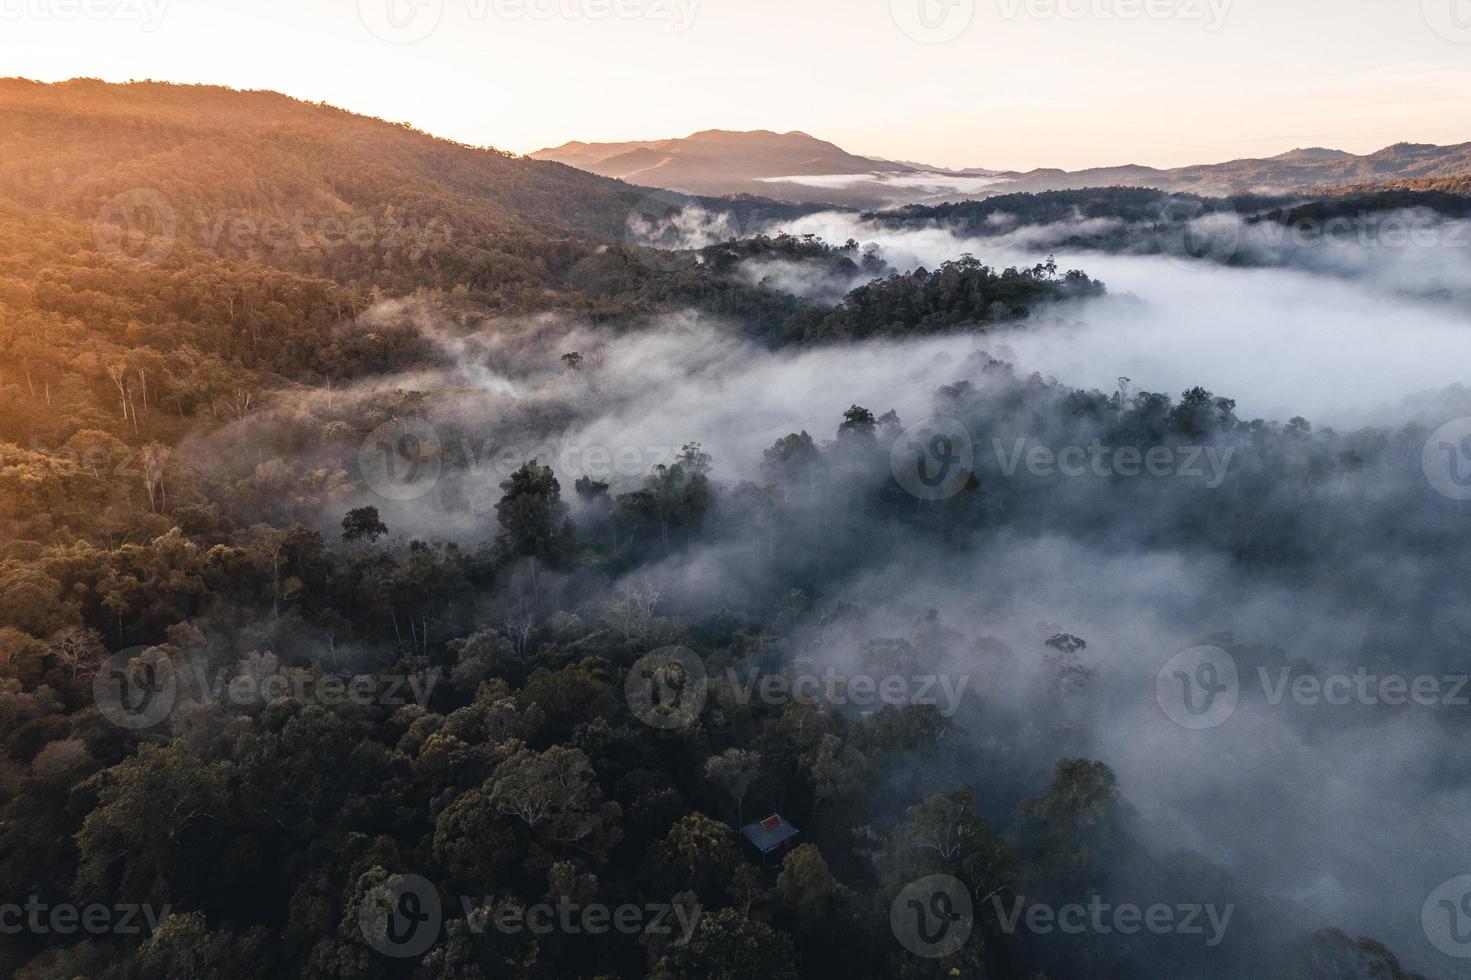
(1, 79), (1468, 980)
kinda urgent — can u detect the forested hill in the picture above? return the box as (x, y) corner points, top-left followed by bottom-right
(0, 77), (677, 243)
(0, 79), (1100, 493)
(1, 78), (832, 294)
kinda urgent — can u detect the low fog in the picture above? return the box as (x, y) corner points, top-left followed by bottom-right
(773, 208), (1471, 426)
(188, 199), (1471, 976)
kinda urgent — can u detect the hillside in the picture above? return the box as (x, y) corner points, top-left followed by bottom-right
(0, 78), (1100, 481)
(0, 79), (807, 286)
(0, 77), (685, 246)
(1332, 173), (1471, 196)
(0, 80), (828, 472)
(0, 78), (826, 303)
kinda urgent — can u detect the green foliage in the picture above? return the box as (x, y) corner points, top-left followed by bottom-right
(0, 78), (1435, 980)
(341, 506), (388, 544)
(496, 460), (574, 569)
(655, 908), (799, 980)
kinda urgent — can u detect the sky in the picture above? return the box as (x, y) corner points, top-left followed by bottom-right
(3, 0), (1471, 170)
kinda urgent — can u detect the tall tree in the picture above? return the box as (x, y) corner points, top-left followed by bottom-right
(495, 459), (574, 572)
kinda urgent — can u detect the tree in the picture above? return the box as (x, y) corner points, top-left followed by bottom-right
(574, 475), (610, 500)
(1042, 632), (1096, 699)
(433, 783), (522, 885)
(516, 664), (619, 742)
(895, 788), (1016, 897)
(341, 505), (388, 544)
(138, 911), (273, 980)
(32, 738), (93, 776)
(140, 443), (171, 512)
(775, 843), (841, 916)
(76, 742), (231, 907)
(616, 444), (713, 552)
(656, 908), (798, 980)
(47, 626), (105, 682)
(495, 460), (573, 571)
(598, 582), (664, 645)
(801, 734), (867, 814)
(1018, 758), (1129, 879)
(488, 743), (622, 857)
(760, 431), (820, 490)
(837, 405), (877, 441)
(652, 812), (741, 900)
(705, 748), (761, 824)
(448, 628), (517, 691)
(1275, 928), (1429, 980)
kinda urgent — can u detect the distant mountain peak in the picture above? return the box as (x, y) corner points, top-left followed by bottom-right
(1269, 147), (1353, 162)
(531, 128), (916, 194)
(531, 126), (1471, 208)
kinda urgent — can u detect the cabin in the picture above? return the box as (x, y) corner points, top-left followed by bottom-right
(740, 812), (799, 859)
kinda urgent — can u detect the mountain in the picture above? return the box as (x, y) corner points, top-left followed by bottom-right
(995, 141), (1471, 197)
(0, 78), (847, 438)
(0, 76), (690, 248)
(536, 128), (1471, 207)
(0, 78), (826, 306)
(532, 129), (917, 203)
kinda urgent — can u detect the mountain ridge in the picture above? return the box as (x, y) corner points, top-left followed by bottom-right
(534, 128), (1471, 206)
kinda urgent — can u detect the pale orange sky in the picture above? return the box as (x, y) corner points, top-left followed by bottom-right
(3, 0), (1470, 170)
